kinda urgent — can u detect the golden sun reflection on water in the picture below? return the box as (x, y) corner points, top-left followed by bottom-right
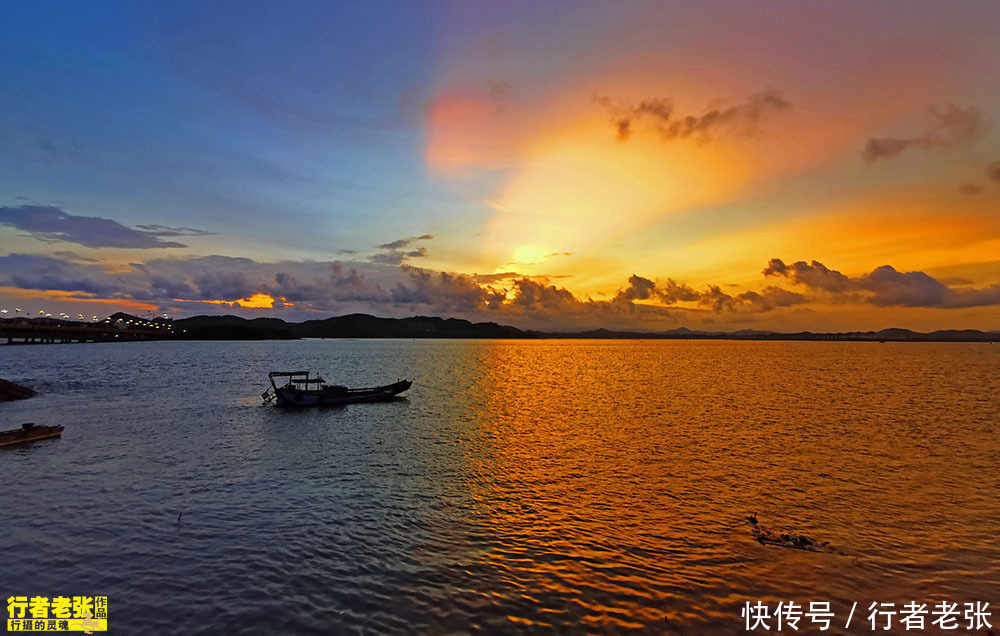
(454, 340), (1000, 631)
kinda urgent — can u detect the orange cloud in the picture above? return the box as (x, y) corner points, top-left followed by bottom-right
(236, 292), (277, 308)
(174, 293), (280, 309)
(0, 287), (159, 312)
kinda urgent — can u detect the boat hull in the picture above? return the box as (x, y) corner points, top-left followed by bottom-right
(0, 424), (63, 448)
(274, 380), (411, 407)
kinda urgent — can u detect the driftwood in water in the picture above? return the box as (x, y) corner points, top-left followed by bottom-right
(0, 378), (36, 402)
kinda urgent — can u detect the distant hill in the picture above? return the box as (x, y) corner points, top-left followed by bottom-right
(293, 313), (529, 339)
(172, 315), (296, 340)
(170, 313), (529, 340)
(90, 312), (1000, 342)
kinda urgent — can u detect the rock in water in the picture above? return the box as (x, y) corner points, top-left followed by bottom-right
(0, 378), (37, 402)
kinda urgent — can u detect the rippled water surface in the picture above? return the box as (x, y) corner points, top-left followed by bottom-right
(2, 339), (999, 633)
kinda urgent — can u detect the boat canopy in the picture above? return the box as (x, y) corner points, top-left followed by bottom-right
(268, 371), (327, 390)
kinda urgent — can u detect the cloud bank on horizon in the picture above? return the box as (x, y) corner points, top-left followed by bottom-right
(1, 1), (1000, 331)
(2, 246), (998, 332)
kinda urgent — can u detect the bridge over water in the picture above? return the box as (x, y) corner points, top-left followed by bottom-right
(0, 321), (169, 344)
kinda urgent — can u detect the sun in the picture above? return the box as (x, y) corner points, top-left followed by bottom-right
(513, 245), (547, 265)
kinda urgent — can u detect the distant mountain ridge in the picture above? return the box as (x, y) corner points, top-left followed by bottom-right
(539, 326), (999, 341)
(171, 313), (528, 340)
(150, 312), (1000, 342)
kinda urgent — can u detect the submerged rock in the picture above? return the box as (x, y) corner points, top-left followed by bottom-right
(0, 378), (37, 402)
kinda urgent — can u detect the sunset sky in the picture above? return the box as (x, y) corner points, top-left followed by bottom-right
(2, 0), (1000, 331)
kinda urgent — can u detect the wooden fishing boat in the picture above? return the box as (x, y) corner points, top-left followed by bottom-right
(0, 423), (63, 448)
(262, 371), (411, 407)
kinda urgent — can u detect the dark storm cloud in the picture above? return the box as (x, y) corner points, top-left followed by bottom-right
(0, 253), (116, 295)
(387, 270), (588, 316)
(658, 279), (702, 304)
(762, 259), (853, 293)
(191, 271), (257, 301)
(861, 104), (990, 163)
(377, 239), (411, 250)
(147, 276), (197, 300)
(133, 256), (390, 305)
(370, 247), (428, 265)
(0, 253), (389, 307)
(508, 278), (579, 312)
(375, 234), (434, 250)
(270, 263), (388, 306)
(369, 252), (405, 265)
(615, 274), (657, 301)
(614, 274), (700, 304)
(765, 258), (1000, 308)
(611, 273), (802, 314)
(390, 266), (506, 312)
(861, 265), (1000, 308)
(0, 205), (213, 249)
(596, 89), (791, 143)
(735, 287), (807, 311)
(327, 263), (387, 301)
(697, 284), (806, 313)
(959, 183), (984, 195)
(371, 234), (433, 265)
(271, 272), (323, 302)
